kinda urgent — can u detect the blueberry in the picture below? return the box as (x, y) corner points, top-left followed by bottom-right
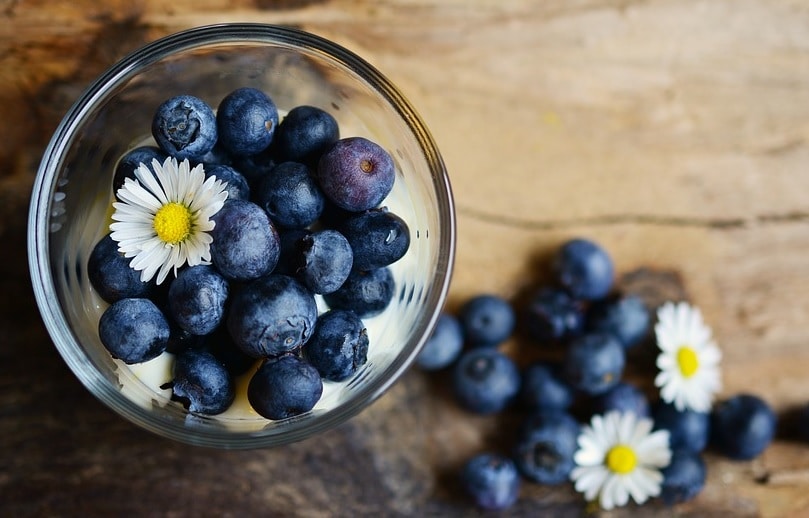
(255, 161), (325, 229)
(112, 146), (166, 196)
(323, 267), (395, 318)
(98, 298), (170, 364)
(524, 287), (584, 343)
(338, 208), (410, 271)
(653, 402), (710, 453)
(415, 313), (464, 371)
(519, 362), (575, 412)
(274, 105), (339, 164)
(166, 265), (229, 336)
(88, 234), (154, 303)
(592, 382), (650, 418)
(513, 411), (580, 484)
(451, 348), (520, 414)
(563, 332), (625, 395)
(458, 294), (515, 348)
(231, 147), (277, 185)
(273, 228), (311, 276)
(296, 230), (353, 295)
(711, 393), (777, 460)
(167, 349), (235, 415)
(205, 164), (250, 201)
(151, 95), (217, 161)
(586, 294), (650, 349)
(317, 137), (395, 212)
(210, 199), (280, 282)
(303, 310), (369, 382)
(553, 238), (614, 301)
(660, 450), (707, 505)
(247, 355), (323, 420)
(460, 453), (520, 510)
(227, 274), (318, 358)
(165, 321), (205, 355)
(216, 87), (279, 157)
(202, 324), (257, 377)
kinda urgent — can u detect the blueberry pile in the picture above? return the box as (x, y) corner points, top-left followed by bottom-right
(418, 237), (778, 511)
(90, 88), (411, 420)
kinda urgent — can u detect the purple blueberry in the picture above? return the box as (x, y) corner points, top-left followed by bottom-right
(338, 208), (410, 271)
(653, 402), (710, 453)
(563, 332), (625, 395)
(88, 234), (154, 303)
(317, 137), (395, 212)
(151, 94), (217, 161)
(216, 87), (279, 157)
(274, 105), (339, 164)
(296, 230), (353, 295)
(112, 146), (166, 196)
(98, 298), (169, 364)
(513, 411), (580, 485)
(592, 382), (651, 418)
(415, 313), (464, 371)
(255, 161), (325, 229)
(460, 453), (520, 511)
(524, 287), (584, 343)
(586, 294), (650, 349)
(227, 274), (318, 358)
(166, 265), (229, 336)
(205, 164), (250, 201)
(553, 238), (615, 301)
(166, 349), (235, 415)
(303, 310), (369, 382)
(519, 362), (574, 412)
(247, 355), (324, 420)
(323, 267), (395, 318)
(273, 228), (311, 276)
(660, 450), (707, 505)
(711, 393), (777, 460)
(452, 348), (520, 414)
(210, 199), (280, 282)
(459, 294), (515, 348)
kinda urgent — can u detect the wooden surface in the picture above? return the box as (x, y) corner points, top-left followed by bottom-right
(3, 1), (809, 516)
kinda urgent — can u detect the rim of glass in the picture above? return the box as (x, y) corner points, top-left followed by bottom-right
(27, 23), (456, 448)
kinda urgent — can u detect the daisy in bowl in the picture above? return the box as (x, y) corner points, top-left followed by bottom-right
(110, 157), (228, 284)
(654, 301), (722, 413)
(571, 411), (671, 510)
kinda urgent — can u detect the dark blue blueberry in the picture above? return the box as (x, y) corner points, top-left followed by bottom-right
(660, 450), (707, 505)
(451, 348), (520, 414)
(296, 230), (353, 295)
(216, 87), (279, 157)
(88, 234), (154, 303)
(194, 142), (233, 166)
(513, 411), (580, 484)
(210, 199), (280, 282)
(247, 355), (323, 420)
(323, 267), (395, 318)
(165, 322), (205, 355)
(202, 324), (257, 377)
(563, 332), (625, 395)
(112, 146), (166, 196)
(274, 105), (339, 164)
(711, 394), (777, 460)
(167, 265), (229, 336)
(653, 402), (710, 453)
(205, 164), (250, 201)
(303, 310), (369, 382)
(519, 362), (574, 412)
(98, 298), (169, 364)
(317, 137), (395, 212)
(524, 287), (584, 343)
(553, 238), (614, 301)
(587, 294), (650, 349)
(167, 349), (235, 415)
(151, 95), (217, 161)
(592, 382), (650, 418)
(338, 208), (410, 271)
(227, 274), (318, 358)
(273, 228), (311, 276)
(255, 161), (325, 229)
(231, 147), (277, 185)
(460, 453), (520, 510)
(458, 294), (515, 348)
(415, 313), (464, 371)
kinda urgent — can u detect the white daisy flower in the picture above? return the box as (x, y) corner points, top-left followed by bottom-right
(110, 157), (228, 284)
(571, 411), (671, 510)
(654, 301), (722, 413)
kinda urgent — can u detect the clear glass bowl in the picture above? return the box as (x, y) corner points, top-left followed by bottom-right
(27, 24), (455, 448)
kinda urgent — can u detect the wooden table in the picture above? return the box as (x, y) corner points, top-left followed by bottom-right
(3, 1), (809, 515)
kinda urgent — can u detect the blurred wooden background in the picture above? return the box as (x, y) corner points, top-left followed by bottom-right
(3, 1), (809, 515)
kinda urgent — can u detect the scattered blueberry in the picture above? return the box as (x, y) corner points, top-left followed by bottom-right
(592, 382), (650, 418)
(210, 199), (280, 282)
(167, 349), (235, 415)
(586, 294), (650, 349)
(205, 164), (250, 201)
(167, 265), (229, 336)
(255, 161), (325, 229)
(563, 332), (625, 395)
(317, 136), (395, 212)
(248, 354), (324, 420)
(415, 313), (464, 371)
(653, 402), (710, 453)
(519, 362), (575, 412)
(151, 94), (218, 161)
(98, 298), (170, 364)
(88, 233), (154, 303)
(323, 266), (395, 318)
(112, 146), (166, 196)
(216, 87), (279, 156)
(273, 105), (339, 164)
(303, 310), (369, 382)
(553, 238), (614, 301)
(338, 208), (410, 271)
(296, 230), (353, 295)
(711, 393), (777, 460)
(524, 287), (584, 343)
(660, 449), (707, 505)
(513, 411), (580, 484)
(458, 294), (515, 348)
(451, 348), (520, 414)
(460, 453), (520, 511)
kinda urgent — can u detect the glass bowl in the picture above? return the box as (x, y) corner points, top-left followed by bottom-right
(27, 23), (455, 448)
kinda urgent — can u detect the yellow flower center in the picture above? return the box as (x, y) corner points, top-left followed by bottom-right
(677, 346), (699, 378)
(606, 445), (637, 474)
(153, 202), (192, 244)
